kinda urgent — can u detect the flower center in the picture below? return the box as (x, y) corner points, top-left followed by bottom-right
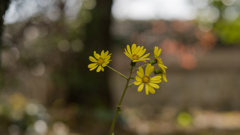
(97, 58), (104, 65)
(132, 54), (139, 60)
(142, 76), (150, 83)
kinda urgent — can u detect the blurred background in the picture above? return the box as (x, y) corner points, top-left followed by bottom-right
(0, 0), (240, 134)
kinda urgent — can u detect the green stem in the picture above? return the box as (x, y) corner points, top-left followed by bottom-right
(109, 66), (134, 135)
(133, 63), (148, 72)
(107, 65), (128, 79)
(128, 82), (134, 87)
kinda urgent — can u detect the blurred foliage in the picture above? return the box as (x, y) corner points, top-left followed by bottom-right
(0, 92), (50, 134)
(2, 0), (113, 133)
(214, 17), (240, 44)
(177, 112), (192, 127)
(193, 0), (240, 44)
(2, 0), (112, 109)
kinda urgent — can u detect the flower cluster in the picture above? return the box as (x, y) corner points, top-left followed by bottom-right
(89, 44), (168, 134)
(88, 44), (167, 95)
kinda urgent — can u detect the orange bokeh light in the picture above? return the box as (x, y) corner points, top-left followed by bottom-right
(179, 53), (197, 70)
(160, 39), (178, 55)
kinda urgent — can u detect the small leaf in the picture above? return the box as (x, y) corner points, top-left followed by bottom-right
(149, 60), (157, 65)
(130, 77), (135, 79)
(128, 83), (133, 88)
(154, 69), (162, 74)
(116, 105), (121, 113)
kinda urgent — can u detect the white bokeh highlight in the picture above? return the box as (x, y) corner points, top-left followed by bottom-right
(112, 0), (197, 20)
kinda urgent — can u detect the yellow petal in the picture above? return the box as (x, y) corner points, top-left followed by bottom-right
(154, 46), (158, 57)
(88, 63), (97, 68)
(163, 74), (167, 82)
(101, 50), (105, 57)
(127, 45), (131, 55)
(90, 65), (98, 71)
(135, 76), (142, 82)
(89, 56), (97, 62)
(103, 59), (110, 64)
(150, 76), (161, 83)
(135, 46), (141, 54)
(137, 70), (144, 78)
(151, 80), (161, 83)
(138, 83), (144, 92)
(148, 85), (156, 94)
(140, 53), (150, 59)
(149, 83), (160, 89)
(139, 67), (144, 76)
(105, 55), (111, 60)
(151, 76), (161, 80)
(138, 48), (146, 57)
(132, 44), (136, 54)
(104, 51), (109, 58)
(101, 66), (104, 72)
(157, 48), (161, 56)
(132, 59), (138, 62)
(145, 64), (154, 76)
(124, 50), (132, 59)
(96, 66), (101, 72)
(158, 64), (166, 73)
(134, 58), (150, 62)
(102, 62), (108, 67)
(134, 59), (148, 62)
(145, 83), (149, 95)
(94, 51), (100, 59)
(134, 81), (142, 85)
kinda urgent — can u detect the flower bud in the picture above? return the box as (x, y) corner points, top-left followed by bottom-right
(154, 69), (162, 74)
(149, 60), (157, 65)
(131, 61), (136, 67)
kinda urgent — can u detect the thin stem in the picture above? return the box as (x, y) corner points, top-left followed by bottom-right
(109, 66), (134, 135)
(118, 66), (133, 105)
(128, 82), (134, 87)
(107, 65), (128, 79)
(133, 63), (148, 72)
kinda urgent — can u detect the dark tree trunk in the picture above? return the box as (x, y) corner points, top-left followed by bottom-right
(0, 0), (10, 66)
(66, 0), (113, 108)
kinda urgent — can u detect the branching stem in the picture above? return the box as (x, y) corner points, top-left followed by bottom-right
(107, 65), (128, 79)
(109, 66), (134, 135)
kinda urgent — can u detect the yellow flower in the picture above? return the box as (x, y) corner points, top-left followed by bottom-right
(154, 46), (167, 72)
(153, 46), (167, 82)
(161, 69), (168, 83)
(155, 68), (167, 83)
(124, 44), (150, 62)
(88, 50), (111, 72)
(134, 64), (161, 95)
